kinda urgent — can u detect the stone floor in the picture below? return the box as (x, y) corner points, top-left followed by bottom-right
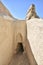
(8, 52), (30, 65)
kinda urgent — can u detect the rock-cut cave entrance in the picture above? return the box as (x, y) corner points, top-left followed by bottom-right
(16, 42), (24, 54)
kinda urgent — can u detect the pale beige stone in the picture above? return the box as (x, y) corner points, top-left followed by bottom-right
(0, 17), (14, 65)
(26, 4), (39, 20)
(27, 18), (43, 65)
(0, 1), (43, 65)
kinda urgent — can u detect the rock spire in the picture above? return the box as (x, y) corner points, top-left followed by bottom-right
(26, 4), (39, 20)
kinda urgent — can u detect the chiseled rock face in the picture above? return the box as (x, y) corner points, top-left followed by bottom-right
(0, 17), (14, 65)
(27, 18), (43, 65)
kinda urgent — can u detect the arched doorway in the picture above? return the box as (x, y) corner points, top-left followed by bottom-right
(16, 33), (24, 54)
(16, 42), (24, 54)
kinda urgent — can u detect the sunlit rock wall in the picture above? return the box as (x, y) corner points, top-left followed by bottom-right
(27, 18), (43, 65)
(0, 17), (14, 65)
(13, 20), (27, 53)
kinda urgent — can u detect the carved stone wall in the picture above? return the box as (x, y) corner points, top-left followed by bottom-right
(27, 18), (43, 65)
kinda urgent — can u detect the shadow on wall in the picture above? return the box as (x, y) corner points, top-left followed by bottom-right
(15, 33), (24, 54)
(25, 39), (38, 65)
(15, 32), (38, 65)
(16, 42), (24, 54)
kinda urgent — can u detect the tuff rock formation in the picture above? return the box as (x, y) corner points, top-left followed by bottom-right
(0, 1), (43, 65)
(26, 4), (39, 20)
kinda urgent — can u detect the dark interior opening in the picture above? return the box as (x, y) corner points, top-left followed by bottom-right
(16, 42), (24, 54)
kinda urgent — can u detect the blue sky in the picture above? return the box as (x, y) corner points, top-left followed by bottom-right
(1, 0), (43, 19)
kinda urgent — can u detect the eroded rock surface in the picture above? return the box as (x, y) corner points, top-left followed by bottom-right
(26, 4), (39, 20)
(9, 52), (30, 65)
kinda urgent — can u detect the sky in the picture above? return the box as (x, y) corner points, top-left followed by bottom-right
(1, 0), (43, 19)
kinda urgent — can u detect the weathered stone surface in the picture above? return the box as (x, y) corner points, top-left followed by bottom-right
(0, 1), (13, 17)
(26, 4), (39, 20)
(0, 17), (14, 65)
(9, 52), (30, 65)
(27, 18), (43, 65)
(0, 1), (43, 65)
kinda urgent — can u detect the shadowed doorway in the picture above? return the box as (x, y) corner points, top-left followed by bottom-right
(16, 42), (24, 54)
